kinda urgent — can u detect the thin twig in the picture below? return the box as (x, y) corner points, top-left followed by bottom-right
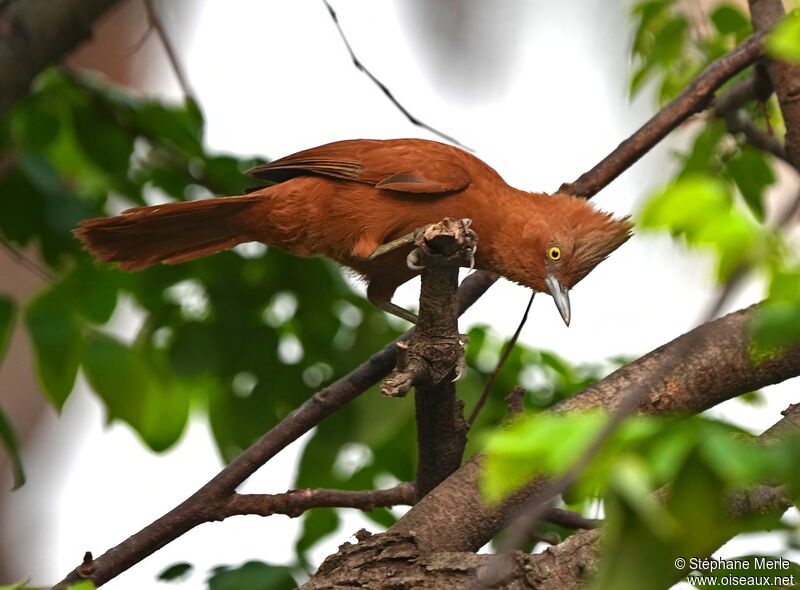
(127, 19), (154, 57)
(467, 292), (534, 427)
(321, 0), (469, 151)
(713, 73), (793, 168)
(0, 235), (53, 282)
(220, 483), (415, 519)
(142, 0), (195, 102)
(543, 507), (601, 531)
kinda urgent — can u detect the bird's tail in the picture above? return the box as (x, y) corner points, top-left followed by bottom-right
(74, 195), (263, 270)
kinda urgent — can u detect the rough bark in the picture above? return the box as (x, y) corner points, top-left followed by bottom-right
(0, 0), (124, 116)
(300, 528), (602, 590)
(301, 406), (800, 589)
(391, 304), (800, 553)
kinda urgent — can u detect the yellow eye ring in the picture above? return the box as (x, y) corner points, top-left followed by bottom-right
(548, 246), (561, 261)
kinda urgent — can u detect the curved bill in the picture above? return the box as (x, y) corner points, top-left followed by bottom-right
(545, 275), (571, 326)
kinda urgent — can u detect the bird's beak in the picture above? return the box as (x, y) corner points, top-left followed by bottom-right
(545, 275), (571, 326)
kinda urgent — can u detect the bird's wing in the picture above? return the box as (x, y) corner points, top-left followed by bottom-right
(246, 139), (472, 194)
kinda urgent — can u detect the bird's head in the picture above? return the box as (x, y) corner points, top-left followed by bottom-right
(521, 196), (632, 325)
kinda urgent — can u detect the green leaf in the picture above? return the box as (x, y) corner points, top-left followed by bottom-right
(83, 333), (189, 451)
(710, 4), (751, 36)
(724, 146), (775, 221)
(59, 263), (120, 324)
(678, 119), (726, 176)
(0, 407), (25, 489)
(750, 269), (800, 351)
(25, 287), (84, 409)
(639, 174), (731, 233)
(72, 101), (136, 179)
(639, 174), (760, 279)
(158, 562), (193, 582)
(482, 412), (608, 502)
(766, 10), (800, 63)
(208, 561), (296, 590)
(0, 295), (15, 367)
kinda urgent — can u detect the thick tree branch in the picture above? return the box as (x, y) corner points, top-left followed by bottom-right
(0, 0), (124, 117)
(512, 403), (800, 590)
(391, 303), (800, 554)
(749, 0), (800, 167)
(301, 407), (800, 589)
(219, 484), (416, 519)
(560, 31), (766, 197)
(53, 270), (496, 589)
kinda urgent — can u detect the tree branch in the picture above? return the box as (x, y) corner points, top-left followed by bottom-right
(301, 407), (800, 589)
(391, 303), (800, 554)
(53, 270), (497, 589)
(0, 0), (124, 117)
(511, 403), (800, 590)
(381, 218), (474, 500)
(713, 72), (794, 167)
(749, 0), (800, 168)
(560, 31), (766, 198)
(143, 0), (195, 103)
(219, 484), (416, 519)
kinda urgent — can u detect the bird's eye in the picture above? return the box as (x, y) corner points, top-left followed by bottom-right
(548, 246), (561, 261)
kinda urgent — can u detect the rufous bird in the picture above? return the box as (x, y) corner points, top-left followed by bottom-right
(75, 138), (631, 324)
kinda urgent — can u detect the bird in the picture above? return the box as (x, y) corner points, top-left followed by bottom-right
(75, 138), (632, 325)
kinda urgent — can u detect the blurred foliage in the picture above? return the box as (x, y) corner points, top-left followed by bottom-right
(0, 583), (98, 590)
(632, 0), (800, 353)
(629, 0), (752, 104)
(767, 9), (800, 62)
(484, 412), (800, 503)
(207, 562), (296, 590)
(483, 410), (800, 589)
(0, 295), (21, 489)
(157, 562), (193, 583)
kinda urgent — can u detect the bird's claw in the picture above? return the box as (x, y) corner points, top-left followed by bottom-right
(466, 243), (477, 271)
(406, 250), (426, 271)
(456, 218), (478, 271)
(451, 357), (467, 382)
(452, 333), (469, 382)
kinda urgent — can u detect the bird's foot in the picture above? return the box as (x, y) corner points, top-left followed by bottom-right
(367, 218), (478, 272)
(407, 217), (478, 272)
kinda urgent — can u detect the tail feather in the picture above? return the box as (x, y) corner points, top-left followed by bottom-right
(75, 195), (262, 270)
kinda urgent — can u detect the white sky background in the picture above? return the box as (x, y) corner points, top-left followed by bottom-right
(3, 0), (799, 587)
